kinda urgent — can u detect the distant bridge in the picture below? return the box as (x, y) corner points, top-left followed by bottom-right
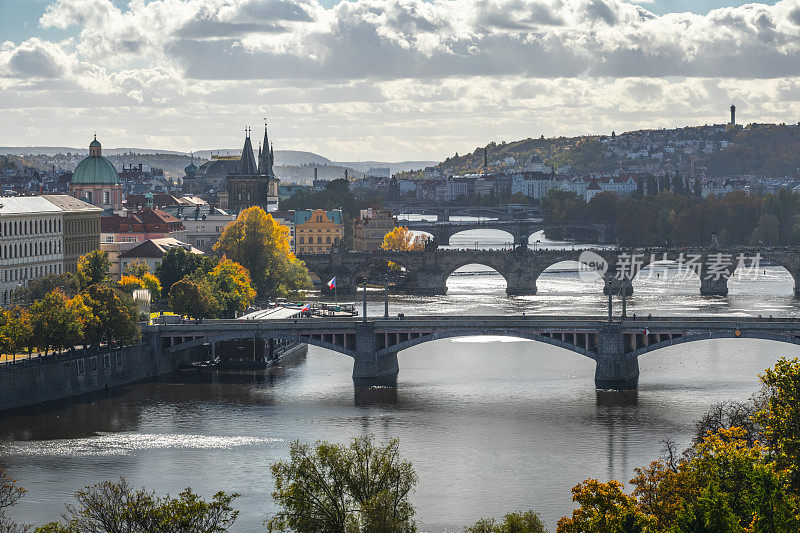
(404, 219), (611, 247)
(298, 247), (800, 297)
(387, 203), (541, 221)
(152, 315), (800, 390)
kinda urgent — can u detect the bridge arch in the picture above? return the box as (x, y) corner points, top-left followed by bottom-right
(165, 331), (358, 359)
(375, 330), (598, 361)
(447, 228), (515, 248)
(445, 262), (509, 294)
(627, 331), (800, 361)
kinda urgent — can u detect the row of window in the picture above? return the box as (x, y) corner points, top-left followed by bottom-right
(2, 262), (62, 284)
(298, 247), (329, 254)
(66, 240), (97, 256)
(1, 240), (62, 260)
(298, 236), (332, 244)
(1, 217), (61, 237)
(66, 218), (99, 234)
(82, 190), (112, 205)
(297, 228), (337, 233)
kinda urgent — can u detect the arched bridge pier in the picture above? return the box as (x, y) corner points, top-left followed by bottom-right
(300, 248), (800, 298)
(405, 220), (612, 247)
(150, 315), (800, 391)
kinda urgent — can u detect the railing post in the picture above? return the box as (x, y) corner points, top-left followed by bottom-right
(384, 276), (389, 318)
(362, 279), (367, 322)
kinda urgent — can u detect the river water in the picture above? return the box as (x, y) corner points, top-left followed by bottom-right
(2, 227), (800, 531)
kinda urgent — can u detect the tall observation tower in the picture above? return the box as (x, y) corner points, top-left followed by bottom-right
(730, 104), (736, 126)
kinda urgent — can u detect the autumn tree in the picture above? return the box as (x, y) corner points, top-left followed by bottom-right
(84, 285), (140, 347)
(0, 308), (33, 359)
(382, 226), (426, 252)
(76, 251), (110, 290)
(556, 479), (653, 533)
(756, 357), (800, 495)
(214, 206), (311, 298)
(35, 477), (238, 533)
(203, 258), (256, 318)
(267, 435), (417, 532)
(118, 275), (144, 294)
(141, 273), (161, 299)
(122, 259), (150, 278)
(0, 466), (28, 533)
(29, 290), (85, 356)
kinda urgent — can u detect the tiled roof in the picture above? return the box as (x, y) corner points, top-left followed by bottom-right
(119, 238), (203, 259)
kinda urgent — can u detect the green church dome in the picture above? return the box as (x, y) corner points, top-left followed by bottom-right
(72, 137), (119, 185)
(72, 155), (119, 185)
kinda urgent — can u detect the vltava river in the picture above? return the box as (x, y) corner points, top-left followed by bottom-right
(1, 228), (799, 531)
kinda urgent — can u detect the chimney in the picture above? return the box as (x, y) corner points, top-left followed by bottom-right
(314, 167), (318, 180)
(345, 169), (348, 180)
(730, 104), (736, 126)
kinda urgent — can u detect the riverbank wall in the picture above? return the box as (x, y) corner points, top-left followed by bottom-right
(0, 332), (184, 413)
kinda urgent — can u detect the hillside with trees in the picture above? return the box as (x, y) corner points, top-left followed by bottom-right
(700, 124), (800, 177)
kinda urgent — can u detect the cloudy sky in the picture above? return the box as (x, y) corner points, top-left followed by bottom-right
(1, 0), (797, 161)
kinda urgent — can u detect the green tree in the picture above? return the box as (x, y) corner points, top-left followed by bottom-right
(123, 259), (150, 278)
(35, 477), (238, 533)
(201, 258), (255, 318)
(465, 510), (547, 532)
(14, 273), (78, 304)
(0, 308), (29, 358)
(267, 435), (417, 532)
(155, 247), (213, 295)
(29, 290), (84, 356)
(84, 285), (140, 347)
(169, 279), (214, 319)
(76, 251), (110, 290)
(214, 206), (311, 298)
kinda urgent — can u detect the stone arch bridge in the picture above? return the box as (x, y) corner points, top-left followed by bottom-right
(151, 315), (800, 391)
(299, 248), (800, 297)
(404, 219), (612, 247)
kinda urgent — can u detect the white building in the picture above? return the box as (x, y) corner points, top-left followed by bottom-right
(272, 211), (296, 253)
(435, 179), (471, 202)
(179, 208), (235, 252)
(118, 238), (203, 276)
(0, 197), (65, 305)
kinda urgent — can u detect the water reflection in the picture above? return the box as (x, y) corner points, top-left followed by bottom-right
(2, 231), (799, 530)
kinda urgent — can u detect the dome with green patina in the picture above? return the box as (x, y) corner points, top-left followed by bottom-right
(72, 138), (120, 185)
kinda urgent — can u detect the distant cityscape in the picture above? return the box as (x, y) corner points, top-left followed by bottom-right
(3, 108), (800, 303)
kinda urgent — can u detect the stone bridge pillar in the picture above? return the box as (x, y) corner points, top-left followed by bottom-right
(429, 227), (452, 247)
(513, 231), (530, 249)
(352, 322), (399, 387)
(410, 271), (448, 295)
(438, 213), (450, 222)
(505, 269), (538, 296)
(603, 274), (634, 296)
(594, 323), (639, 390)
(698, 257), (733, 296)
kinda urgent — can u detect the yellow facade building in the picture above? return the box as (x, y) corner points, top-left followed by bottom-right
(295, 209), (343, 254)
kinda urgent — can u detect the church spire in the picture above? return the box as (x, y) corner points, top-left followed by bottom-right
(239, 128), (258, 176)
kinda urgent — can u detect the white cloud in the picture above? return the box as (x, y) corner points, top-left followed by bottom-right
(2, 0), (800, 160)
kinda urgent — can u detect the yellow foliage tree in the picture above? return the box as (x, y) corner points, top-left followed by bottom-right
(381, 226), (426, 252)
(118, 275), (144, 294)
(214, 206), (311, 298)
(381, 226), (426, 271)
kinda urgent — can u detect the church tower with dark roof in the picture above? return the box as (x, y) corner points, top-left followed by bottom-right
(226, 126), (279, 213)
